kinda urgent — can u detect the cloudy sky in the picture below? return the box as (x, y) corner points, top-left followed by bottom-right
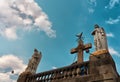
(0, 0), (120, 81)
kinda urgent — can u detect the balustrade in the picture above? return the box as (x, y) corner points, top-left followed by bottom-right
(26, 61), (89, 82)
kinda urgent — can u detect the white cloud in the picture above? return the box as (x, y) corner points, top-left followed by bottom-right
(0, 0), (56, 40)
(105, 0), (120, 9)
(106, 33), (114, 37)
(109, 47), (120, 57)
(1, 27), (18, 40)
(52, 66), (57, 69)
(0, 73), (16, 82)
(88, 0), (96, 13)
(89, 0), (97, 6)
(0, 55), (27, 82)
(105, 16), (120, 24)
(88, 8), (95, 13)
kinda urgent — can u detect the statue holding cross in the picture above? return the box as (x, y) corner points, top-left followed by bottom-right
(71, 33), (92, 63)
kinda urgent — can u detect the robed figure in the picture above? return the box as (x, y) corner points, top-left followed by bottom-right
(92, 24), (108, 51)
(25, 49), (42, 74)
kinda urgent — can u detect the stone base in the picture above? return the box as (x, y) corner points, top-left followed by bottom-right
(52, 74), (119, 82)
(17, 72), (32, 82)
(17, 50), (120, 82)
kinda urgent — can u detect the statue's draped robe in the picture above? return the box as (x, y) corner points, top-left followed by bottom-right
(92, 27), (108, 51)
(25, 51), (41, 74)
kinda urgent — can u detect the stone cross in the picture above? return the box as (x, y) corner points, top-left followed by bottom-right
(71, 33), (92, 63)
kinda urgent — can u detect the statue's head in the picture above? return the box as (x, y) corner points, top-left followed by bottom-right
(34, 49), (38, 52)
(94, 24), (99, 28)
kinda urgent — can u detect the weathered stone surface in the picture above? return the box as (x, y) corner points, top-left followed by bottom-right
(17, 24), (120, 82)
(92, 24), (108, 51)
(25, 49), (42, 74)
(23, 54), (119, 82)
(17, 72), (32, 82)
(71, 33), (92, 63)
(17, 49), (42, 82)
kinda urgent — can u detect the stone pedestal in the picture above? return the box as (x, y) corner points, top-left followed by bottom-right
(89, 50), (119, 82)
(17, 72), (32, 82)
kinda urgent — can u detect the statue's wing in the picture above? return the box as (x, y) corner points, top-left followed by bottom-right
(76, 32), (83, 39)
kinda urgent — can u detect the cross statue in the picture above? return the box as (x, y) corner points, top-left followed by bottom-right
(71, 33), (92, 63)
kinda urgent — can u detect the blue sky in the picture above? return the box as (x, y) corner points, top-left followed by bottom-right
(0, 0), (120, 81)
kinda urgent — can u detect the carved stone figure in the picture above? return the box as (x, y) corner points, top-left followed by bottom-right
(25, 49), (42, 74)
(92, 24), (108, 51)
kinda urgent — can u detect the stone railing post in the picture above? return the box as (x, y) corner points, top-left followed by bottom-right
(64, 70), (67, 79)
(72, 67), (77, 77)
(76, 66), (81, 77)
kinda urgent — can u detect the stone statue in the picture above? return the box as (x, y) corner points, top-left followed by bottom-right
(92, 24), (108, 51)
(25, 49), (42, 74)
(17, 49), (42, 82)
